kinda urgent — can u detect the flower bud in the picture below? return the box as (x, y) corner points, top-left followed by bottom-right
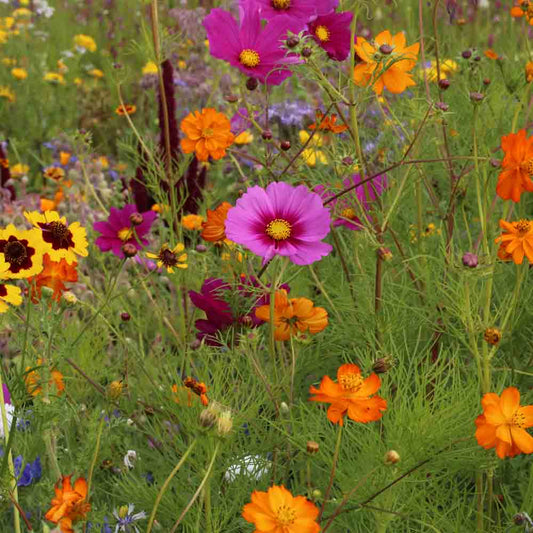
(483, 78), (491, 86)
(435, 102), (449, 112)
(225, 94), (239, 103)
(280, 140), (291, 151)
(286, 35), (300, 48)
(301, 47), (312, 58)
(129, 212), (143, 226)
(378, 247), (393, 261)
(246, 77), (258, 91)
(469, 92), (484, 103)
(196, 244), (207, 253)
(379, 44), (393, 55)
(372, 356), (394, 374)
(261, 129), (273, 141)
(341, 156), (354, 166)
(312, 489), (322, 499)
(280, 401), (290, 415)
(484, 327), (501, 346)
(461, 49), (472, 59)
(62, 291), (78, 304)
(384, 450), (400, 465)
(217, 410), (233, 435)
(306, 441), (319, 454)
(438, 78), (450, 90)
(199, 408), (217, 429)
(108, 380), (123, 400)
(462, 252), (478, 268)
(120, 312), (131, 321)
(121, 243), (137, 257)
(190, 338), (202, 350)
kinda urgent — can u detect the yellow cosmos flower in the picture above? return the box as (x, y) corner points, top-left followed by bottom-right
(234, 131), (254, 145)
(142, 61), (158, 75)
(43, 72), (66, 85)
(73, 34), (97, 52)
(2, 58), (16, 66)
(422, 59), (458, 82)
(146, 243), (188, 273)
(11, 67), (27, 80)
(12, 8), (32, 18)
(0, 225), (45, 279)
(10, 163), (29, 177)
(0, 86), (15, 103)
(24, 211), (88, 265)
(0, 30), (8, 44)
(0, 17), (15, 30)
(88, 68), (104, 79)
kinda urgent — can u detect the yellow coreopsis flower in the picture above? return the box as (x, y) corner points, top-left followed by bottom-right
(10, 163), (29, 177)
(142, 61), (158, 75)
(146, 243), (188, 273)
(11, 67), (27, 80)
(0, 225), (45, 279)
(73, 34), (97, 52)
(299, 130), (328, 166)
(0, 86), (15, 102)
(43, 72), (65, 85)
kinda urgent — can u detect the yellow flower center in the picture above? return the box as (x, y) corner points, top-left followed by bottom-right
(512, 410), (526, 429)
(118, 505), (129, 519)
(266, 219), (292, 240)
(315, 25), (330, 42)
(339, 372), (363, 392)
(275, 504), (296, 525)
(271, 0), (291, 9)
(515, 219), (531, 234)
(118, 227), (134, 241)
(202, 127), (214, 138)
(239, 49), (260, 68)
(520, 158), (533, 176)
(340, 208), (356, 220)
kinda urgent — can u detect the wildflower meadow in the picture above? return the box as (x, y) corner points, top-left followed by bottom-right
(1, 0), (533, 531)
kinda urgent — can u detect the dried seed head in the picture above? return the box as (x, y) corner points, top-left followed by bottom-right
(306, 441), (319, 454)
(484, 327), (501, 346)
(384, 450), (401, 465)
(108, 380), (123, 400)
(199, 408), (217, 429)
(121, 243), (138, 257)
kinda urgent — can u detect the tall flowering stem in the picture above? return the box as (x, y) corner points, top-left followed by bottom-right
(319, 424), (343, 521)
(0, 376), (20, 533)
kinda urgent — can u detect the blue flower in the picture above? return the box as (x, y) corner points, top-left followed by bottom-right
(13, 455), (41, 487)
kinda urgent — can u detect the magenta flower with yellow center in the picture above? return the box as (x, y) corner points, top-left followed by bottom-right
(203, 7), (301, 85)
(225, 182), (332, 265)
(307, 11), (353, 61)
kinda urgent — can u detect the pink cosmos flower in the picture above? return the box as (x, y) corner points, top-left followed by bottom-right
(225, 182), (332, 265)
(314, 174), (387, 230)
(203, 7), (300, 85)
(93, 204), (157, 258)
(307, 11), (353, 61)
(244, 0), (338, 30)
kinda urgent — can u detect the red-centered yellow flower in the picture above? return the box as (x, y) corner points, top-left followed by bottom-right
(28, 254), (78, 303)
(115, 104), (136, 116)
(201, 202), (233, 244)
(496, 129), (533, 202)
(495, 219), (533, 264)
(0, 225), (44, 279)
(255, 289), (328, 341)
(25, 358), (65, 397)
(146, 243), (187, 273)
(242, 485), (320, 533)
(354, 30), (419, 95)
(45, 475), (91, 533)
(309, 363), (387, 425)
(180, 108), (235, 162)
(181, 214), (204, 230)
(475, 387), (533, 459)
(44, 166), (66, 182)
(0, 282), (22, 313)
(25, 211), (88, 265)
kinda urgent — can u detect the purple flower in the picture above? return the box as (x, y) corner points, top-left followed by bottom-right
(203, 7), (301, 85)
(225, 182), (332, 265)
(2, 383), (10, 405)
(189, 276), (288, 346)
(244, 0), (338, 30)
(93, 204), (157, 258)
(14, 455), (41, 487)
(314, 174), (386, 230)
(307, 11), (353, 61)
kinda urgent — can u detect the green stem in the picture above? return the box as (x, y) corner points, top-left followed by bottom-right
(146, 439), (197, 533)
(319, 424), (343, 521)
(87, 415), (105, 499)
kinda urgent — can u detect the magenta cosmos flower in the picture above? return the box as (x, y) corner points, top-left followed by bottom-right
(307, 11), (353, 61)
(93, 204), (157, 258)
(203, 7), (300, 85)
(315, 174), (386, 230)
(225, 182), (332, 265)
(243, 0), (338, 30)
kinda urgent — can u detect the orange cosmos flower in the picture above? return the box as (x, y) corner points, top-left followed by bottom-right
(41, 188), (64, 212)
(495, 219), (533, 264)
(45, 475), (91, 533)
(181, 213), (205, 230)
(511, 1), (533, 24)
(25, 358), (65, 397)
(354, 30), (420, 95)
(255, 289), (328, 341)
(28, 254), (78, 303)
(496, 129), (533, 202)
(180, 108), (235, 162)
(484, 49), (499, 60)
(172, 376), (209, 406)
(201, 201), (233, 244)
(309, 363), (387, 425)
(309, 110), (348, 134)
(526, 61), (533, 83)
(115, 104), (136, 116)
(475, 387), (533, 459)
(242, 485), (320, 533)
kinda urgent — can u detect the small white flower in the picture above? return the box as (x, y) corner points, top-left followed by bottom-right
(113, 504), (147, 532)
(224, 455), (270, 483)
(123, 450), (137, 469)
(0, 403), (14, 439)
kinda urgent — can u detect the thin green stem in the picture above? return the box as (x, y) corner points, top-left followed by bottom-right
(319, 424), (343, 521)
